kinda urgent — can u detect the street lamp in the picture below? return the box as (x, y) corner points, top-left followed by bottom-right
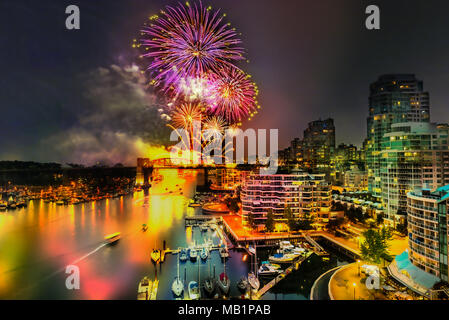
(352, 282), (356, 300)
(357, 260), (360, 276)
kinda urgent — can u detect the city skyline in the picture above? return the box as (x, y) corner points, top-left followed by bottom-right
(2, 0), (449, 165)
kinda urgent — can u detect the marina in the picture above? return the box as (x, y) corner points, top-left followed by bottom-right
(0, 169), (352, 300)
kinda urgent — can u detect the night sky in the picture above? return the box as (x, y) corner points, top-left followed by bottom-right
(1, 0), (449, 165)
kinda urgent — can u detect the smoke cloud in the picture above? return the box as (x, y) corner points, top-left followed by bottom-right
(43, 64), (171, 166)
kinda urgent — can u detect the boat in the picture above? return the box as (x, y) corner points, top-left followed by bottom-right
(179, 248), (188, 262)
(0, 202), (7, 211)
(151, 249), (161, 264)
(150, 279), (159, 300)
(200, 247), (209, 261)
(279, 241), (295, 251)
(237, 276), (248, 292)
(268, 253), (296, 263)
(219, 246), (229, 259)
(189, 247), (197, 261)
(200, 224), (209, 232)
(248, 245), (256, 255)
(218, 272), (230, 295)
(104, 232), (121, 244)
(189, 203), (201, 208)
(188, 281), (200, 300)
(248, 272), (260, 290)
(56, 200), (64, 206)
(258, 263), (281, 277)
(137, 276), (152, 300)
(142, 224), (148, 232)
(172, 252), (184, 297)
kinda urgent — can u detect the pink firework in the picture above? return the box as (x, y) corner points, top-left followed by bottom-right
(207, 67), (258, 124)
(141, 1), (244, 91)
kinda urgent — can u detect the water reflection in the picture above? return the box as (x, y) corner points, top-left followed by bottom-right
(0, 168), (346, 300)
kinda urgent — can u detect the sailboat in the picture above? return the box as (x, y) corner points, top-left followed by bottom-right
(248, 243), (260, 291)
(217, 258), (230, 295)
(203, 254), (215, 297)
(188, 253), (201, 300)
(172, 248), (184, 297)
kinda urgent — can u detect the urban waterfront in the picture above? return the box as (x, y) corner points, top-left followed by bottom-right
(0, 169), (349, 300)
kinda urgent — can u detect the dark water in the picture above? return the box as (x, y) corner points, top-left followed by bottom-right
(0, 169), (349, 300)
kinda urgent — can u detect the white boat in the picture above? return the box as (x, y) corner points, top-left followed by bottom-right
(279, 241), (295, 251)
(217, 272), (230, 295)
(137, 276), (152, 300)
(188, 281), (200, 300)
(179, 248), (188, 262)
(200, 224), (209, 232)
(219, 246), (229, 258)
(269, 253), (297, 263)
(248, 245), (256, 255)
(258, 263), (281, 277)
(172, 251), (184, 297)
(189, 248), (198, 261)
(248, 272), (260, 290)
(200, 247), (209, 260)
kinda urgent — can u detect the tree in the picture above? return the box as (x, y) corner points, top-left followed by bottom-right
(283, 206), (296, 230)
(376, 213), (384, 226)
(265, 209), (275, 233)
(246, 212), (257, 231)
(360, 227), (393, 264)
(396, 220), (408, 236)
(298, 211), (315, 230)
(225, 197), (240, 213)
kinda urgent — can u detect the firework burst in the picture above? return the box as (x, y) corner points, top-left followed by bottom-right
(141, 1), (244, 91)
(207, 67), (259, 124)
(203, 116), (227, 136)
(170, 102), (205, 130)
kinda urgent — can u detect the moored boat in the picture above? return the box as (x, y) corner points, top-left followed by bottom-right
(137, 276), (152, 300)
(151, 249), (161, 264)
(237, 276), (248, 292)
(188, 281), (200, 300)
(217, 272), (230, 295)
(189, 248), (197, 261)
(200, 247), (209, 260)
(248, 272), (260, 291)
(179, 248), (188, 262)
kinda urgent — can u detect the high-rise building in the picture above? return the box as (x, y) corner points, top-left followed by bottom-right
(380, 122), (449, 224)
(407, 186), (449, 281)
(241, 170), (332, 229)
(302, 118), (336, 170)
(366, 74), (430, 198)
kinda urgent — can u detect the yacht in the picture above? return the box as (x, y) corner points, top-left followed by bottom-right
(0, 202), (7, 211)
(219, 246), (229, 259)
(189, 248), (198, 261)
(248, 272), (260, 291)
(172, 250), (184, 297)
(179, 248), (188, 262)
(237, 276), (248, 292)
(258, 263), (281, 277)
(200, 247), (209, 261)
(137, 276), (152, 300)
(104, 232), (121, 244)
(188, 281), (200, 300)
(268, 252), (296, 263)
(217, 272), (230, 295)
(151, 249), (161, 264)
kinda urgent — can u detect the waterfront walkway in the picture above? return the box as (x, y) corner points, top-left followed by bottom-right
(310, 265), (344, 300)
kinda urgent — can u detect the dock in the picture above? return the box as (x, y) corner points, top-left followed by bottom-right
(304, 234), (329, 256)
(254, 251), (314, 299)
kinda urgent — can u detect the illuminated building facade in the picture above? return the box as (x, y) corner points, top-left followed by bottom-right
(407, 186), (449, 281)
(302, 118), (335, 170)
(380, 122), (449, 224)
(366, 74), (430, 198)
(241, 170), (332, 228)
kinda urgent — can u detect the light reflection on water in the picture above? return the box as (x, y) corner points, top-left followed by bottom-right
(0, 168), (347, 300)
(0, 169), (250, 300)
